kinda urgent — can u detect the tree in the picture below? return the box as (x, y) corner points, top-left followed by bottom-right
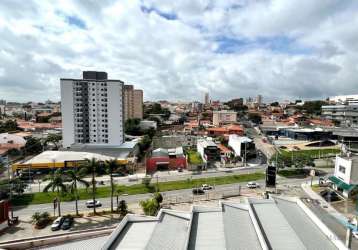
(270, 102), (279, 107)
(24, 137), (43, 155)
(11, 178), (28, 195)
(82, 158), (101, 214)
(45, 134), (62, 150)
(0, 120), (18, 133)
(32, 212), (51, 229)
(105, 159), (119, 213)
(43, 169), (67, 216)
(139, 135), (152, 153)
(248, 113), (262, 124)
(118, 200), (128, 217)
(66, 169), (89, 216)
(124, 118), (142, 136)
(140, 198), (159, 216)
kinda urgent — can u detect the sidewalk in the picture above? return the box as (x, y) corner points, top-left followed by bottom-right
(301, 182), (351, 227)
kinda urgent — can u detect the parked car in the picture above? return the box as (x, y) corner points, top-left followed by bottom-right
(247, 182), (260, 189)
(61, 216), (74, 230)
(201, 184), (213, 190)
(51, 216), (65, 231)
(192, 188), (205, 195)
(85, 200), (102, 208)
(128, 175), (138, 181)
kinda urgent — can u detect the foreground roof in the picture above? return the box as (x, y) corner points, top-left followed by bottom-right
(101, 196), (346, 250)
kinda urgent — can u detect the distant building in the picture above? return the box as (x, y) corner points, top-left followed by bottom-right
(204, 92), (210, 105)
(61, 71), (124, 148)
(139, 120), (157, 130)
(197, 138), (220, 164)
(123, 85), (143, 121)
(256, 94), (263, 105)
(212, 110), (237, 126)
(330, 155), (358, 198)
(322, 104), (358, 127)
(206, 125), (244, 137)
(330, 94), (358, 105)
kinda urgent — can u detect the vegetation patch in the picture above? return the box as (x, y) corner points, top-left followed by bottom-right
(187, 150), (203, 164)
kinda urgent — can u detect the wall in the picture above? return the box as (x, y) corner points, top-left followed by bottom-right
(107, 82), (124, 145)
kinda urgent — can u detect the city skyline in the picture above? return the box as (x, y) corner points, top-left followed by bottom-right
(1, 1), (358, 103)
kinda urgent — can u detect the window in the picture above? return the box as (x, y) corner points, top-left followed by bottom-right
(339, 165), (346, 174)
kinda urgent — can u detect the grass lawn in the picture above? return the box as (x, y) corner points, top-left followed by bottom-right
(12, 172), (265, 206)
(278, 168), (308, 178)
(187, 150), (203, 164)
(280, 148), (340, 159)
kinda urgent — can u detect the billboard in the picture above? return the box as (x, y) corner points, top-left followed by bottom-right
(266, 166), (276, 187)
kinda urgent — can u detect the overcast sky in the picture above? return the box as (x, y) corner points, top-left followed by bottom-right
(0, 0), (357, 103)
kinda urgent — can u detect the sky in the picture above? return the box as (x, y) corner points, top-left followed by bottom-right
(0, 0), (358, 103)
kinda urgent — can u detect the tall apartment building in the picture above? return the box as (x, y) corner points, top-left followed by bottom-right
(204, 92), (210, 105)
(212, 110), (237, 126)
(123, 85), (143, 121)
(61, 71), (124, 148)
(322, 104), (358, 127)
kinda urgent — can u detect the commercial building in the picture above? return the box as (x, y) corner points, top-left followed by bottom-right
(146, 147), (187, 173)
(197, 138), (220, 164)
(27, 197), (347, 250)
(228, 134), (256, 159)
(329, 155), (358, 198)
(322, 104), (358, 127)
(256, 94), (263, 105)
(123, 85), (143, 121)
(212, 110), (237, 126)
(12, 139), (140, 172)
(61, 71), (124, 148)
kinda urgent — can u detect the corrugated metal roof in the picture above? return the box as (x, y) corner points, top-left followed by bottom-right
(275, 197), (337, 250)
(252, 202), (307, 250)
(43, 236), (108, 250)
(222, 204), (261, 250)
(188, 211), (226, 250)
(145, 213), (189, 250)
(109, 221), (157, 249)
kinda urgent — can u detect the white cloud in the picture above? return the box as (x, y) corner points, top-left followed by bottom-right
(0, 0), (357, 102)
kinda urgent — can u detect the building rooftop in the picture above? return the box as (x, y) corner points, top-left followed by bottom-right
(101, 197), (345, 250)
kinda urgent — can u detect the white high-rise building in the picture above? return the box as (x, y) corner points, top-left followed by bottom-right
(61, 71), (124, 148)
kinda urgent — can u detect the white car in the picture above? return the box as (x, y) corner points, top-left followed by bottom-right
(247, 182), (260, 189)
(85, 200), (102, 208)
(201, 184), (213, 190)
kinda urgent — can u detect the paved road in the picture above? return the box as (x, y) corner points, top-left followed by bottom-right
(13, 176), (312, 219)
(26, 165), (266, 192)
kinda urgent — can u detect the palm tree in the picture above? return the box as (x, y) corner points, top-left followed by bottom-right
(66, 168), (89, 216)
(82, 158), (100, 214)
(105, 159), (118, 213)
(43, 169), (67, 216)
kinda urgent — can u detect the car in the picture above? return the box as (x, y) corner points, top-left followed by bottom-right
(61, 217), (74, 230)
(85, 200), (102, 208)
(111, 172), (124, 177)
(177, 168), (183, 172)
(192, 188), (205, 195)
(201, 184), (213, 190)
(128, 175), (138, 181)
(51, 216), (65, 231)
(247, 182), (260, 189)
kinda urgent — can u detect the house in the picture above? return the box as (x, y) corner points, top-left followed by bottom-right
(206, 125), (244, 137)
(329, 155), (358, 198)
(146, 147), (187, 173)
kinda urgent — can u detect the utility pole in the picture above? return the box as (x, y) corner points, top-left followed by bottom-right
(6, 156), (14, 218)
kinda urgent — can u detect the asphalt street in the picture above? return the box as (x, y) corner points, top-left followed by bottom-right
(13, 175), (312, 219)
